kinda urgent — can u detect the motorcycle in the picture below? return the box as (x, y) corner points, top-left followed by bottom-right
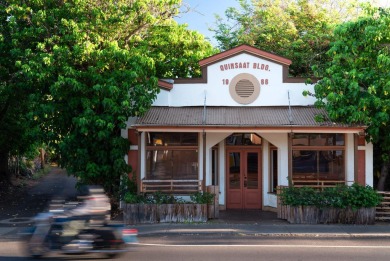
(21, 201), (138, 259)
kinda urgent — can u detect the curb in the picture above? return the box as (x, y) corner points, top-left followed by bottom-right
(136, 230), (390, 238)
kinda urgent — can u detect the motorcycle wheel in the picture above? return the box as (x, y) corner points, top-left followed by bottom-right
(87, 228), (125, 259)
(105, 241), (126, 259)
(106, 253), (119, 259)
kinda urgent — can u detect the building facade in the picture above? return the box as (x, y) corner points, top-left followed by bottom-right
(124, 45), (373, 210)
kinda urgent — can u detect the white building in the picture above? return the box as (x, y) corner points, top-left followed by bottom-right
(124, 45), (372, 211)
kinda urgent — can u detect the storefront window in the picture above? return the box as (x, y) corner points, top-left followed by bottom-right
(145, 133), (198, 180)
(146, 132), (198, 146)
(292, 134), (345, 181)
(292, 133), (345, 146)
(226, 133), (262, 146)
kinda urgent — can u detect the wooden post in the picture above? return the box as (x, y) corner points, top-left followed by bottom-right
(277, 185), (288, 220)
(207, 185), (219, 219)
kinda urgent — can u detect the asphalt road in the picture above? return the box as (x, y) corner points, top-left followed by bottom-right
(1, 234), (390, 261)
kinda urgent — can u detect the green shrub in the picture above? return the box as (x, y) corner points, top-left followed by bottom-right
(344, 183), (382, 210)
(119, 174), (137, 201)
(279, 183), (382, 209)
(190, 191), (215, 204)
(279, 186), (320, 206)
(123, 191), (215, 205)
(149, 191), (177, 204)
(123, 192), (138, 204)
(123, 192), (149, 204)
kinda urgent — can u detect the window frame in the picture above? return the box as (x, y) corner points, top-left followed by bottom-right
(291, 133), (345, 182)
(145, 132), (199, 181)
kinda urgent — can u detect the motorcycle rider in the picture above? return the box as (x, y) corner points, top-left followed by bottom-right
(27, 185), (131, 258)
(71, 185), (111, 221)
(61, 185), (111, 241)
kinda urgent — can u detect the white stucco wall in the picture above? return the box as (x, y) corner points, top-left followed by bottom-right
(153, 88), (170, 106)
(153, 53), (316, 107)
(204, 133), (231, 207)
(258, 133), (289, 208)
(259, 133), (289, 188)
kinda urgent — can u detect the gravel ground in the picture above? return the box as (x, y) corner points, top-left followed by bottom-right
(0, 167), (78, 227)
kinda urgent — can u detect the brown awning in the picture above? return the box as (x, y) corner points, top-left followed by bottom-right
(133, 106), (364, 131)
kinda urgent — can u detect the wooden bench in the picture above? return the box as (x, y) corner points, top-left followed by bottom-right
(291, 179), (346, 190)
(141, 179), (202, 193)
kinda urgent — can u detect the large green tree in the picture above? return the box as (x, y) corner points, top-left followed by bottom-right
(2, 0), (214, 201)
(312, 6), (390, 190)
(213, 0), (361, 77)
(0, 1), (44, 185)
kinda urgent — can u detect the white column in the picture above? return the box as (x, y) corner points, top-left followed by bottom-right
(140, 132), (146, 180)
(260, 133), (289, 186)
(365, 142), (374, 187)
(219, 140), (226, 206)
(199, 132), (204, 182)
(262, 140), (270, 207)
(205, 133), (231, 186)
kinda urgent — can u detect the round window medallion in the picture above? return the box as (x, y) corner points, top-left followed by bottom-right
(229, 73), (260, 104)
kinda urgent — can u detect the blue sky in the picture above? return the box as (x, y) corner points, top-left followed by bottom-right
(175, 0), (390, 46)
(175, 0), (240, 45)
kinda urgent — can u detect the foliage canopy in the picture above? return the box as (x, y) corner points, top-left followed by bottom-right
(1, 0), (214, 199)
(213, 0), (362, 76)
(311, 6), (390, 189)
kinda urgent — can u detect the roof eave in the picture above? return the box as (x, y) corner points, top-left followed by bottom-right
(199, 44), (292, 67)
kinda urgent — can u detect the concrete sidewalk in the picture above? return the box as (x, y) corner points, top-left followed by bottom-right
(133, 222), (390, 238)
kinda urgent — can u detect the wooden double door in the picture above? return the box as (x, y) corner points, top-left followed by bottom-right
(226, 149), (262, 209)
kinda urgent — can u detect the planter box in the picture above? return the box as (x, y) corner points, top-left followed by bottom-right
(337, 207), (376, 225)
(124, 203), (207, 225)
(287, 206), (320, 224)
(287, 206), (376, 225)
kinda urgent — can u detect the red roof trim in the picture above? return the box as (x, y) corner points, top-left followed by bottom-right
(158, 80), (173, 91)
(199, 44), (292, 67)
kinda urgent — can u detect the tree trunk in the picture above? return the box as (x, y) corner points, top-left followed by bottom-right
(39, 148), (45, 169)
(0, 151), (10, 184)
(377, 161), (390, 191)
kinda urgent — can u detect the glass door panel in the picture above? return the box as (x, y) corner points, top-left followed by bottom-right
(246, 152), (258, 189)
(229, 152), (241, 189)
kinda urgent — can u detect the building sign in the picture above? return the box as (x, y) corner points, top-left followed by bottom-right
(218, 60), (271, 105)
(219, 62), (271, 71)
